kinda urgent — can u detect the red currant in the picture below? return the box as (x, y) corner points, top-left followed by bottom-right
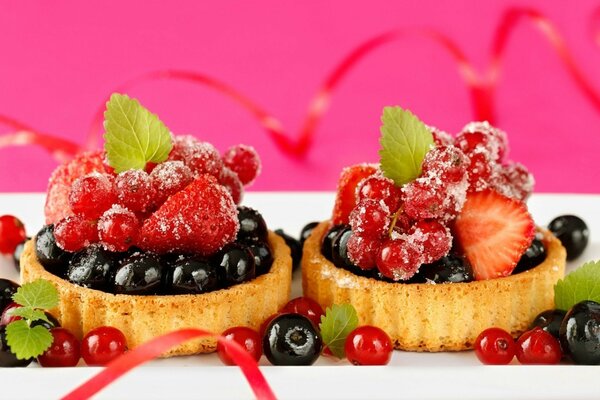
(345, 326), (393, 365)
(222, 144), (261, 186)
(150, 161), (194, 206)
(81, 326), (127, 366)
(516, 327), (562, 365)
(493, 163), (534, 202)
(466, 151), (493, 192)
(376, 237), (423, 281)
(474, 327), (516, 365)
(455, 131), (488, 156)
(402, 180), (447, 220)
(37, 328), (80, 367)
(0, 302), (22, 326)
(115, 169), (155, 213)
(347, 234), (380, 270)
(170, 137), (223, 178)
(356, 175), (402, 212)
(217, 326), (262, 365)
(54, 215), (98, 252)
(422, 145), (468, 184)
(98, 206), (140, 252)
(69, 173), (116, 218)
(219, 166), (244, 204)
(349, 199), (390, 239)
(459, 122), (508, 161)
(281, 297), (325, 328)
(409, 220), (451, 264)
(0, 215), (27, 255)
(429, 126), (454, 146)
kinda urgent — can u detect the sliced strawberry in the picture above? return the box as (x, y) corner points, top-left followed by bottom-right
(331, 164), (377, 225)
(453, 189), (535, 280)
(138, 174), (239, 255)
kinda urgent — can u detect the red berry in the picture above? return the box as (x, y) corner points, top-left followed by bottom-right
(81, 326), (127, 366)
(331, 164), (378, 225)
(0, 302), (22, 325)
(54, 215), (98, 252)
(349, 199), (390, 239)
(217, 326), (262, 365)
(37, 328), (80, 367)
(356, 175), (402, 212)
(281, 297), (325, 328)
(0, 215), (27, 255)
(492, 163), (534, 202)
(222, 144), (261, 186)
(458, 121), (508, 161)
(69, 173), (116, 219)
(150, 161), (193, 206)
(474, 327), (516, 365)
(345, 326), (393, 365)
(98, 206), (140, 252)
(402, 180), (450, 220)
(429, 126), (454, 146)
(422, 145), (469, 184)
(169, 136), (223, 177)
(347, 234), (381, 270)
(376, 237), (423, 281)
(516, 327), (562, 365)
(466, 151), (493, 192)
(409, 220), (452, 264)
(115, 169), (155, 213)
(455, 131), (488, 155)
(219, 166), (244, 204)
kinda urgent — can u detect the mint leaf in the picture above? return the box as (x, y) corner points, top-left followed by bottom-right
(9, 307), (50, 324)
(555, 260), (600, 310)
(12, 279), (58, 310)
(379, 106), (434, 186)
(104, 93), (172, 173)
(319, 304), (359, 359)
(5, 320), (53, 359)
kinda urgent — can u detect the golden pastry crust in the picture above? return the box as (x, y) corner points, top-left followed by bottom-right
(21, 231), (291, 357)
(302, 221), (566, 352)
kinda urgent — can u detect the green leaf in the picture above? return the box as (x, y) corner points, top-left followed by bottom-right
(5, 320), (53, 360)
(379, 106), (434, 186)
(12, 279), (58, 310)
(319, 304), (359, 359)
(9, 307), (50, 324)
(104, 93), (173, 173)
(555, 260), (600, 310)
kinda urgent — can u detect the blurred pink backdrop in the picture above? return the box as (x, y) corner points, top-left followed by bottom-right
(0, 0), (599, 193)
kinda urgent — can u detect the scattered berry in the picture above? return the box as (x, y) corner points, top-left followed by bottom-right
(38, 328), (80, 367)
(345, 326), (393, 365)
(548, 215), (589, 260)
(516, 327), (562, 364)
(281, 297), (325, 328)
(0, 302), (22, 326)
(98, 205), (140, 252)
(219, 166), (244, 204)
(376, 237), (423, 281)
(114, 169), (154, 213)
(0, 279), (19, 314)
(222, 144), (261, 186)
(474, 327), (516, 365)
(69, 173), (116, 218)
(54, 215), (98, 252)
(349, 199), (390, 239)
(530, 309), (566, 340)
(0, 326), (31, 367)
(262, 314), (322, 366)
(331, 164), (377, 225)
(0, 215), (27, 255)
(81, 326), (127, 366)
(217, 326), (262, 365)
(559, 300), (600, 365)
(356, 175), (402, 212)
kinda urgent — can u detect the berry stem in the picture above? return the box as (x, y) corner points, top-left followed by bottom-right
(387, 207), (403, 238)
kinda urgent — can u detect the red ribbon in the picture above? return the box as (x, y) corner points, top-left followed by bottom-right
(61, 328), (276, 400)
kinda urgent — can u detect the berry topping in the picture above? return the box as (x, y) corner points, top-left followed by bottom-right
(169, 136), (223, 177)
(0, 326), (31, 367)
(114, 253), (163, 295)
(376, 236), (423, 281)
(474, 327), (516, 365)
(167, 256), (219, 294)
(453, 190), (535, 280)
(35, 225), (71, 274)
(114, 169), (155, 213)
(331, 164), (377, 225)
(217, 326), (262, 365)
(222, 144), (261, 186)
(409, 220), (452, 264)
(417, 254), (474, 283)
(356, 175), (402, 212)
(346, 234), (380, 270)
(0, 279), (19, 314)
(37, 328), (80, 367)
(349, 199), (390, 239)
(274, 229), (301, 270)
(81, 326), (127, 366)
(402, 177), (466, 221)
(300, 222), (320, 247)
(421, 145), (469, 184)
(219, 166), (244, 204)
(236, 206), (268, 243)
(98, 205), (140, 252)
(344, 326), (393, 365)
(54, 215), (98, 253)
(67, 244), (116, 291)
(559, 300), (600, 365)
(281, 297), (325, 328)
(516, 327), (562, 365)
(150, 160), (194, 206)
(139, 175), (239, 255)
(213, 243), (256, 287)
(68, 173), (116, 219)
(0, 215), (27, 255)
(245, 241), (274, 276)
(548, 215), (589, 260)
(492, 162), (534, 202)
(456, 121), (507, 162)
(262, 314), (322, 366)
(321, 224), (348, 262)
(513, 237), (546, 274)
(428, 125), (453, 146)
(530, 309), (566, 340)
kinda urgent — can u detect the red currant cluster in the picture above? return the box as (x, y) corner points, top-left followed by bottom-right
(345, 122), (534, 281)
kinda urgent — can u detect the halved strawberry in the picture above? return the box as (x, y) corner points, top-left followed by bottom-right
(331, 164), (377, 225)
(453, 189), (535, 280)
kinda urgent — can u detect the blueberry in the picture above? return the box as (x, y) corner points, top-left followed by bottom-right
(514, 238), (546, 274)
(245, 241), (273, 276)
(418, 254), (474, 283)
(0, 326), (31, 367)
(548, 215), (589, 260)
(275, 229), (301, 270)
(300, 222), (319, 246)
(12, 238), (29, 273)
(114, 253), (164, 295)
(213, 243), (256, 287)
(331, 228), (370, 277)
(237, 206), (268, 242)
(262, 313), (322, 365)
(67, 244), (116, 291)
(31, 312), (60, 331)
(0, 279), (19, 314)
(559, 300), (600, 364)
(321, 224), (348, 261)
(35, 225), (71, 276)
(531, 309), (566, 339)
(167, 256), (219, 294)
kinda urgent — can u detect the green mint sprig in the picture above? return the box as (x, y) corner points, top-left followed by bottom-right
(319, 304), (359, 359)
(555, 260), (600, 311)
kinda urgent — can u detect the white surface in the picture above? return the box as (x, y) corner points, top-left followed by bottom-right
(0, 192), (599, 399)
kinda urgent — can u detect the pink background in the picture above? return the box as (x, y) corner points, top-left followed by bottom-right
(0, 0), (599, 193)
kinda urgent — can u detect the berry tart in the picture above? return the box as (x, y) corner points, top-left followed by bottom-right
(302, 107), (566, 351)
(20, 94), (292, 357)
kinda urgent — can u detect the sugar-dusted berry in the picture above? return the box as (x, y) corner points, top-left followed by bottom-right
(150, 160), (193, 206)
(427, 125), (454, 146)
(349, 199), (390, 239)
(409, 220), (452, 264)
(169, 135), (223, 177)
(331, 164), (378, 225)
(222, 144), (261, 186)
(493, 162), (534, 202)
(456, 121), (508, 162)
(356, 175), (402, 212)
(422, 145), (469, 184)
(347, 234), (381, 270)
(376, 236), (423, 281)
(98, 205), (140, 252)
(54, 215), (98, 252)
(219, 166), (244, 204)
(115, 169), (155, 213)
(69, 173), (116, 219)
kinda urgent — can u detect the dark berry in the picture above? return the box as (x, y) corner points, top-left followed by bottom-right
(0, 279), (19, 315)
(321, 224), (347, 261)
(516, 327), (562, 364)
(35, 225), (71, 275)
(300, 222), (319, 246)
(530, 309), (565, 339)
(213, 243), (256, 287)
(262, 314), (322, 366)
(513, 238), (546, 274)
(548, 215), (589, 260)
(245, 241), (273, 276)
(67, 244), (116, 291)
(81, 326), (127, 366)
(167, 256), (219, 294)
(0, 215), (27, 255)
(1, 302), (21, 326)
(12, 238), (29, 272)
(559, 300), (600, 364)
(0, 326), (31, 367)
(281, 297), (325, 328)
(217, 326), (262, 365)
(274, 229), (301, 270)
(418, 254), (474, 283)
(345, 325), (393, 365)
(114, 253), (164, 295)
(474, 327), (516, 365)
(31, 312), (60, 330)
(331, 228), (370, 276)
(37, 328), (80, 367)
(237, 206), (268, 242)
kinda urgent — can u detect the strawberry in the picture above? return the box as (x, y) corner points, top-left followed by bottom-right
(138, 174), (239, 255)
(331, 164), (377, 225)
(453, 189), (535, 280)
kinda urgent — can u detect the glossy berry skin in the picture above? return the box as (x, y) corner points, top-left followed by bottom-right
(409, 220), (451, 264)
(98, 207), (140, 253)
(0, 215), (27, 255)
(281, 297), (325, 328)
(31, 312), (60, 330)
(274, 229), (301, 270)
(0, 302), (22, 326)
(67, 244), (116, 291)
(168, 256), (219, 294)
(81, 326), (127, 366)
(418, 254), (474, 283)
(0, 326), (31, 367)
(69, 173), (116, 219)
(349, 199), (390, 239)
(548, 215), (589, 260)
(236, 206), (268, 242)
(320, 224), (348, 261)
(245, 241), (273, 276)
(222, 144), (261, 186)
(114, 253), (164, 295)
(513, 238), (546, 274)
(474, 327), (516, 365)
(262, 313), (322, 366)
(0, 279), (19, 315)
(376, 238), (422, 281)
(35, 225), (71, 275)
(54, 215), (98, 252)
(213, 243), (256, 287)
(12, 239), (29, 272)
(217, 326), (262, 365)
(331, 228), (358, 272)
(300, 222), (319, 247)
(38, 328), (80, 367)
(114, 169), (154, 213)
(345, 326), (393, 365)
(530, 309), (566, 339)
(516, 327), (562, 365)
(559, 300), (600, 365)
(356, 175), (402, 212)
(346, 234), (380, 270)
